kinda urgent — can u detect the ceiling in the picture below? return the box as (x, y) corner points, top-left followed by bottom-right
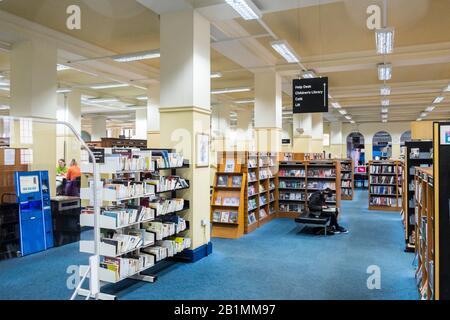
(0, 0), (449, 126)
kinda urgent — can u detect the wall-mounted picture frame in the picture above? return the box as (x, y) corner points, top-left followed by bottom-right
(196, 133), (210, 168)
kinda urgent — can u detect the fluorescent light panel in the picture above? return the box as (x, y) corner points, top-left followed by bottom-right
(332, 102), (342, 109)
(380, 86), (391, 96)
(271, 40), (300, 63)
(378, 63), (392, 81)
(211, 87), (251, 95)
(303, 71), (316, 79)
(445, 84), (450, 92)
(91, 83), (129, 90)
(433, 96), (445, 104)
(338, 109), (347, 115)
(235, 99), (255, 104)
(420, 112), (428, 118)
(345, 115), (352, 120)
(225, 0), (262, 20)
(211, 72), (223, 79)
(89, 98), (119, 103)
(57, 88), (72, 94)
(381, 107), (388, 113)
(425, 106), (435, 112)
(113, 50), (160, 63)
(57, 64), (72, 71)
(376, 28), (395, 54)
(136, 96), (148, 101)
(381, 114), (388, 119)
(381, 99), (390, 106)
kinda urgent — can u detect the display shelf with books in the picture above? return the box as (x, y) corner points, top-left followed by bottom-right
(211, 152), (246, 239)
(368, 160), (403, 211)
(77, 148), (191, 300)
(401, 141), (433, 252)
(414, 166), (434, 300)
(277, 160), (342, 218)
(339, 159), (354, 201)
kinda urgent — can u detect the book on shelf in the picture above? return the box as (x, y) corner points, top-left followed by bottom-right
(279, 203), (304, 213)
(224, 159), (236, 172)
(215, 196), (222, 205)
(280, 192), (304, 201)
(231, 176), (243, 187)
(342, 189), (353, 196)
(259, 195), (267, 206)
(369, 196), (401, 207)
(147, 198), (185, 216)
(279, 180), (305, 189)
(141, 245), (168, 262)
(212, 210), (221, 222)
(143, 219), (186, 241)
(248, 159), (257, 168)
(307, 168), (336, 178)
(213, 210), (238, 224)
(370, 175), (395, 184)
(307, 181), (336, 190)
(223, 197), (240, 206)
(370, 186), (396, 195)
(279, 168), (305, 177)
(248, 212), (257, 225)
(248, 185), (257, 196)
(248, 172), (257, 182)
(259, 208), (267, 220)
(217, 175), (229, 187)
(370, 165), (397, 174)
(153, 151), (184, 169)
(220, 211), (230, 223)
(145, 175), (189, 193)
(95, 206), (155, 227)
(269, 180), (275, 190)
(259, 183), (266, 193)
(248, 199), (257, 211)
(100, 254), (155, 281)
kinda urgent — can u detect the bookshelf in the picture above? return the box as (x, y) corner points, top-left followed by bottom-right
(211, 154), (246, 238)
(368, 160), (403, 211)
(278, 160), (341, 217)
(339, 159), (354, 201)
(401, 141), (433, 252)
(77, 148), (191, 300)
(414, 167), (434, 300)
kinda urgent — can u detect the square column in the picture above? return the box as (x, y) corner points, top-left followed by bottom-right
(147, 84), (160, 148)
(311, 113), (324, 153)
(57, 90), (81, 164)
(293, 113), (312, 153)
(135, 109), (148, 140)
(10, 39), (58, 195)
(91, 116), (107, 141)
(254, 71), (282, 152)
(330, 121), (344, 158)
(160, 9), (211, 251)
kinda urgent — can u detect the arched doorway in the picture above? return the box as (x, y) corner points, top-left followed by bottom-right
(346, 132), (365, 167)
(400, 130), (411, 146)
(372, 131), (392, 160)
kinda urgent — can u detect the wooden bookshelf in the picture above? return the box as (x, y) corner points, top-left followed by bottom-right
(0, 148), (30, 203)
(277, 160), (341, 217)
(368, 160), (403, 211)
(414, 166), (434, 300)
(402, 141), (433, 251)
(339, 159), (354, 201)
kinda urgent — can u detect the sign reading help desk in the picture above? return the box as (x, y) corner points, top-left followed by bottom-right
(293, 77), (329, 114)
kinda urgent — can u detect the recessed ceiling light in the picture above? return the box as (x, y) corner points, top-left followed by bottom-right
(378, 63), (392, 81)
(345, 115), (352, 120)
(425, 106), (435, 113)
(376, 28), (395, 54)
(380, 86), (391, 96)
(382, 119), (388, 123)
(416, 118), (422, 121)
(56, 88), (72, 94)
(381, 99), (390, 106)
(235, 99), (255, 104)
(57, 64), (72, 71)
(211, 72), (223, 79)
(113, 50), (160, 63)
(350, 120), (356, 124)
(89, 98), (119, 103)
(91, 83), (130, 90)
(303, 71), (316, 79)
(381, 107), (388, 113)
(225, 0), (262, 20)
(332, 102), (342, 109)
(433, 96), (445, 104)
(211, 87), (252, 95)
(420, 112), (428, 118)
(381, 114), (388, 119)
(271, 40), (300, 63)
(136, 96), (148, 101)
(338, 109), (347, 115)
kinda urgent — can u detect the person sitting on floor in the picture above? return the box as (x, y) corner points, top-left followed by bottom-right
(308, 188), (348, 235)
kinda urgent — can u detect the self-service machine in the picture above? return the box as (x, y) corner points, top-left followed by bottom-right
(14, 171), (54, 256)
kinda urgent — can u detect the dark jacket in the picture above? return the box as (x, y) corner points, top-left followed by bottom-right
(308, 191), (325, 214)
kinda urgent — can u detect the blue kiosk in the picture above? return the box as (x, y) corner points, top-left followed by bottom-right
(14, 171), (54, 256)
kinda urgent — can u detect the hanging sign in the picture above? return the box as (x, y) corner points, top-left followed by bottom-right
(293, 77), (329, 114)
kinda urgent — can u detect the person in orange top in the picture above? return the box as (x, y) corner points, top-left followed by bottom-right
(66, 159), (81, 181)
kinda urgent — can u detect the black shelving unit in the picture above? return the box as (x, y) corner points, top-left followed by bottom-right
(403, 140), (433, 252)
(0, 203), (20, 260)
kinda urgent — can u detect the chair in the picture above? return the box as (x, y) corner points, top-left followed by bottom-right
(295, 209), (331, 236)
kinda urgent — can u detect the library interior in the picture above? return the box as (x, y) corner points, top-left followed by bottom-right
(0, 0), (450, 301)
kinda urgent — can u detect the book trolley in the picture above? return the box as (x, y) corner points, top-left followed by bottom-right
(339, 159), (354, 201)
(368, 160), (403, 211)
(402, 141), (433, 251)
(77, 148), (191, 300)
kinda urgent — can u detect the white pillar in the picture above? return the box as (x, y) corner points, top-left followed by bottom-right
(311, 113), (324, 152)
(135, 109), (147, 140)
(159, 9), (211, 250)
(254, 70), (282, 152)
(293, 113), (312, 153)
(56, 90), (81, 162)
(330, 121), (344, 158)
(91, 116), (107, 141)
(10, 39), (58, 194)
(147, 84), (160, 147)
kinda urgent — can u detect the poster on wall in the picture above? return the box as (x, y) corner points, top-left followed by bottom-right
(293, 77), (329, 114)
(196, 133), (210, 168)
(440, 125), (450, 145)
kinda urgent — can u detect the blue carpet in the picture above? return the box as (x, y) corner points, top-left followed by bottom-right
(0, 190), (418, 300)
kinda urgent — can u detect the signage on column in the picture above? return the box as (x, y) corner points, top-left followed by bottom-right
(89, 148), (105, 164)
(293, 77), (328, 114)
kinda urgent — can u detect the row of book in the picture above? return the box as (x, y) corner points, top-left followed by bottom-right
(259, 195), (267, 206)
(154, 151), (184, 169)
(143, 218), (187, 241)
(342, 189), (353, 196)
(147, 198), (185, 216)
(307, 181), (336, 190)
(370, 165), (398, 174)
(100, 253), (155, 281)
(259, 208), (268, 220)
(82, 206), (155, 228)
(212, 211), (238, 224)
(279, 169), (305, 178)
(279, 203), (304, 213)
(307, 168), (336, 178)
(248, 212), (257, 225)
(145, 175), (189, 193)
(248, 172), (257, 182)
(269, 181), (276, 190)
(369, 196), (401, 207)
(101, 229), (155, 255)
(214, 195), (240, 207)
(217, 175), (242, 188)
(101, 180), (155, 199)
(149, 237), (191, 260)
(280, 192), (305, 201)
(341, 163), (352, 171)
(279, 180), (305, 189)
(248, 185), (257, 196)
(98, 149), (154, 172)
(259, 168), (274, 179)
(370, 176), (397, 184)
(341, 180), (352, 188)
(341, 173), (352, 180)
(370, 186), (397, 195)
